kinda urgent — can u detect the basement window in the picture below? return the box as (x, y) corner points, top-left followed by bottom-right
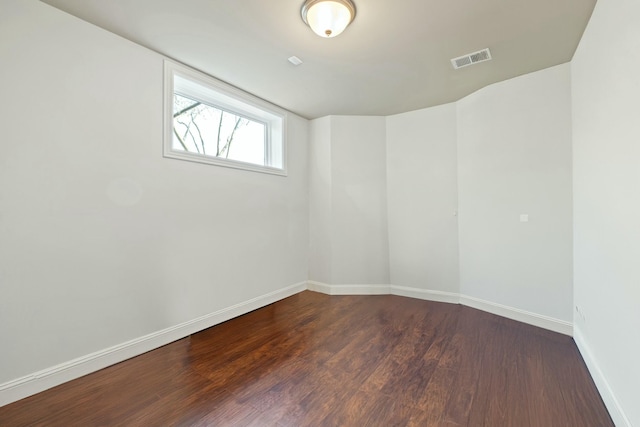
(164, 61), (287, 175)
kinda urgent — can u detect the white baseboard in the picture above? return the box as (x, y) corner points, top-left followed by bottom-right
(390, 285), (460, 304)
(574, 327), (631, 427)
(459, 294), (573, 336)
(307, 281), (390, 295)
(306, 280), (337, 294)
(308, 281), (572, 336)
(0, 281), (307, 408)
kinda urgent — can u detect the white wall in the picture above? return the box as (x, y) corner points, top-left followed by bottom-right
(308, 117), (332, 283)
(386, 104), (459, 293)
(330, 117), (389, 284)
(308, 116), (389, 285)
(572, 0), (640, 424)
(0, 0), (308, 388)
(457, 64), (573, 322)
(310, 70), (574, 328)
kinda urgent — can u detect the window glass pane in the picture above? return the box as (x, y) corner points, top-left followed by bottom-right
(172, 94), (266, 166)
(164, 61), (286, 175)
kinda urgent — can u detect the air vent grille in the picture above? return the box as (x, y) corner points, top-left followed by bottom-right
(451, 48), (492, 69)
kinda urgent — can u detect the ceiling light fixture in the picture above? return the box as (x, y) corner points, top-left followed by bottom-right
(301, 0), (356, 38)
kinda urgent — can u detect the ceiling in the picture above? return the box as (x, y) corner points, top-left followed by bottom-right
(41, 0), (596, 119)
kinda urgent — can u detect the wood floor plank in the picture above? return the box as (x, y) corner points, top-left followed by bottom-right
(441, 308), (491, 425)
(0, 291), (614, 426)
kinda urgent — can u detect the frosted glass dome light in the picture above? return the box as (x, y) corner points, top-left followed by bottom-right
(301, 0), (356, 38)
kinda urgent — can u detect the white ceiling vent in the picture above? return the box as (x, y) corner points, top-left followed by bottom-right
(451, 48), (492, 70)
(288, 56), (303, 66)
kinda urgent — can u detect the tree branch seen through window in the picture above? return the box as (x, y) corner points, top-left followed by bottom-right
(172, 94), (265, 165)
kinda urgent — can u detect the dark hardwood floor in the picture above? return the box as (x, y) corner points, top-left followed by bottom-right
(0, 291), (613, 426)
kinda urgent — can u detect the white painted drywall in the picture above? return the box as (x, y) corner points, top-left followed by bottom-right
(308, 117), (333, 283)
(386, 104), (459, 293)
(457, 64), (573, 322)
(330, 116), (389, 285)
(572, 0), (640, 423)
(307, 116), (389, 285)
(0, 0), (309, 385)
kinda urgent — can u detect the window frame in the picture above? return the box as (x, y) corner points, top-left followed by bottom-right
(163, 60), (288, 176)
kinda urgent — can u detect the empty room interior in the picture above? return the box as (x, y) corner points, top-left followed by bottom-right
(0, 0), (638, 425)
